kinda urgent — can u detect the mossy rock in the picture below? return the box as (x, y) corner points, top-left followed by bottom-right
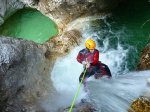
(129, 96), (150, 112)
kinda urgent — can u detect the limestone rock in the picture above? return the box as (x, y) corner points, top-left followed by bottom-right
(0, 0), (123, 32)
(0, 0), (24, 25)
(129, 96), (150, 112)
(19, 0), (39, 6)
(0, 37), (53, 112)
(20, 0), (121, 31)
(59, 101), (96, 112)
(45, 29), (82, 54)
(138, 43), (150, 70)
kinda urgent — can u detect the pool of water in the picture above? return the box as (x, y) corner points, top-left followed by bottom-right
(0, 8), (58, 44)
(83, 0), (150, 71)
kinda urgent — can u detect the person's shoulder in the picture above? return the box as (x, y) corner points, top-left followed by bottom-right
(79, 48), (87, 54)
(95, 49), (99, 52)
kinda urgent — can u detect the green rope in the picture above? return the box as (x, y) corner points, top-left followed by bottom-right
(69, 68), (87, 112)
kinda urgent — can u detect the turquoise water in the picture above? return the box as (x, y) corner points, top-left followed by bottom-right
(84, 0), (150, 71)
(111, 0), (150, 70)
(0, 8), (58, 44)
(113, 0), (150, 48)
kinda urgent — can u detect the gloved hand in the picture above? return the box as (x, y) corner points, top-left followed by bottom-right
(82, 61), (87, 65)
(86, 63), (90, 68)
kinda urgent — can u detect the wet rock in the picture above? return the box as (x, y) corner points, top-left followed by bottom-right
(36, 0), (98, 31)
(128, 96), (150, 112)
(0, 37), (54, 112)
(0, 0), (123, 32)
(59, 101), (96, 112)
(0, 0), (24, 25)
(19, 0), (39, 6)
(20, 0), (121, 31)
(129, 43), (150, 112)
(45, 29), (82, 54)
(138, 43), (150, 70)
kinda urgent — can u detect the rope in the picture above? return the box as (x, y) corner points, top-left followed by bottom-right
(69, 68), (87, 112)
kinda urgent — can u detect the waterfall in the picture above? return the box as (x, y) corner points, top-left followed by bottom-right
(51, 16), (150, 111)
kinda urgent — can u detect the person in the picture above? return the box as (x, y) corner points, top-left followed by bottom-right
(76, 39), (112, 83)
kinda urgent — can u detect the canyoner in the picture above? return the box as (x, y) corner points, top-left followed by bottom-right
(77, 38), (112, 85)
(69, 38), (112, 111)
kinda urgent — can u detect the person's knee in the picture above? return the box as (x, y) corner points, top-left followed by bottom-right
(79, 76), (82, 82)
(79, 72), (84, 82)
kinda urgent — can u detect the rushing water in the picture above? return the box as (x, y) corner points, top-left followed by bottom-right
(87, 71), (150, 112)
(0, 8), (58, 44)
(51, 1), (150, 111)
(51, 34), (150, 111)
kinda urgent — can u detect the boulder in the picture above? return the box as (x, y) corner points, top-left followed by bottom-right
(138, 43), (150, 70)
(0, 37), (53, 112)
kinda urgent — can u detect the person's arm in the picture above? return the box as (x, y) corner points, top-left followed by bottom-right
(76, 51), (84, 64)
(91, 50), (99, 65)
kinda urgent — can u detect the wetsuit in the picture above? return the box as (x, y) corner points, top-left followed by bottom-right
(77, 48), (111, 82)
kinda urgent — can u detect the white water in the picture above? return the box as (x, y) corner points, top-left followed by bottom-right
(51, 17), (150, 111)
(87, 71), (150, 112)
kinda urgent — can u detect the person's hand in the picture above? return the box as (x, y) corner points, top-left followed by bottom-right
(82, 61), (87, 65)
(86, 63), (90, 68)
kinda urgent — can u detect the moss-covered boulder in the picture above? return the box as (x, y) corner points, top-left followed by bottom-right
(129, 96), (150, 112)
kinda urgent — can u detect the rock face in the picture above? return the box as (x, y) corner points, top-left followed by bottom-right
(128, 96), (150, 112)
(59, 101), (96, 112)
(0, 29), (82, 111)
(45, 29), (82, 54)
(0, 0), (24, 25)
(138, 43), (150, 70)
(19, 0), (39, 6)
(0, 37), (54, 112)
(0, 0), (122, 32)
(129, 43), (150, 112)
(20, 0), (121, 31)
(25, 0), (99, 31)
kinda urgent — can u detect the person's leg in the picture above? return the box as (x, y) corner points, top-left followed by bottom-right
(94, 62), (112, 79)
(93, 64), (102, 79)
(79, 70), (89, 83)
(79, 72), (84, 82)
(100, 63), (112, 77)
(86, 66), (97, 78)
(79, 66), (97, 83)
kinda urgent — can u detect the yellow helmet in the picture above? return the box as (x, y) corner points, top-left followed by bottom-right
(85, 39), (96, 50)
